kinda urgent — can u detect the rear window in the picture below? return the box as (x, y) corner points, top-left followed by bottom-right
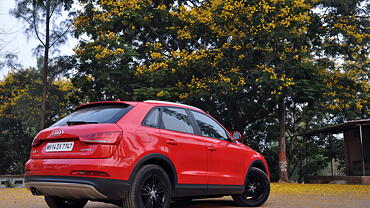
(142, 108), (160, 128)
(51, 105), (133, 127)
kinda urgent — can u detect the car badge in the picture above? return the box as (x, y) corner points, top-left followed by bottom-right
(51, 130), (64, 137)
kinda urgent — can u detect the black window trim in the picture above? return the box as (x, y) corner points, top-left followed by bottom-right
(141, 105), (232, 142)
(186, 108), (202, 135)
(157, 106), (198, 135)
(141, 107), (162, 129)
(189, 109), (232, 142)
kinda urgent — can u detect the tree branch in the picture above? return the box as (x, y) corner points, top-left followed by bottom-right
(19, 13), (45, 47)
(33, 20), (46, 46)
(49, 0), (59, 19)
(50, 26), (71, 47)
(27, 10), (46, 47)
(146, 23), (172, 53)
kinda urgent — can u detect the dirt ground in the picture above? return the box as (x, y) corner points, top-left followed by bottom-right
(0, 183), (369, 208)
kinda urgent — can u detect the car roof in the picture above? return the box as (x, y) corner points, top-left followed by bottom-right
(143, 100), (205, 113)
(75, 100), (204, 113)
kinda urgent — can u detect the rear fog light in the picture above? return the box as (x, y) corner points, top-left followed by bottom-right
(70, 170), (110, 177)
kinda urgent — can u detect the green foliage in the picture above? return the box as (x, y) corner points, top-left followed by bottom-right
(0, 0), (367, 180)
(0, 68), (76, 174)
(11, 0), (74, 55)
(70, 0), (369, 181)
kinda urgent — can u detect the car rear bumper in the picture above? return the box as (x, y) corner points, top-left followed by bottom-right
(25, 175), (130, 200)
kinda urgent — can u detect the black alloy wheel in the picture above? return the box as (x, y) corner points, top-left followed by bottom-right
(123, 165), (171, 208)
(141, 174), (167, 207)
(232, 167), (270, 207)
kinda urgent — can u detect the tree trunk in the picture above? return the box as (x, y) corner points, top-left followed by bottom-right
(289, 160), (298, 179)
(39, 1), (51, 131)
(298, 141), (303, 183)
(278, 98), (289, 182)
(331, 158), (334, 176)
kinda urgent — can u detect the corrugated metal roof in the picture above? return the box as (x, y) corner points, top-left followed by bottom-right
(302, 119), (370, 136)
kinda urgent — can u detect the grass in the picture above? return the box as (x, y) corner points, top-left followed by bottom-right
(271, 183), (370, 196)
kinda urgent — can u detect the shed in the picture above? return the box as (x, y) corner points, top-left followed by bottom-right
(303, 119), (370, 184)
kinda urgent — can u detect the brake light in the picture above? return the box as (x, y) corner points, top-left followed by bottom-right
(79, 131), (122, 144)
(32, 137), (41, 147)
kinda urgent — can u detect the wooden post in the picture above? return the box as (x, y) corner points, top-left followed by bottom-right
(359, 125), (366, 176)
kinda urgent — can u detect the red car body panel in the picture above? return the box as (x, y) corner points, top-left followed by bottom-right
(203, 137), (246, 185)
(25, 100), (270, 200)
(159, 128), (208, 184)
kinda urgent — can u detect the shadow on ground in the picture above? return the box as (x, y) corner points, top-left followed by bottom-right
(171, 199), (235, 208)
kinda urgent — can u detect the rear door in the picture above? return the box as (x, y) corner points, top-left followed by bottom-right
(159, 107), (208, 185)
(189, 110), (246, 186)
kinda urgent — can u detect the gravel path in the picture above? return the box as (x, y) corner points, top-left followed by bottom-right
(0, 183), (369, 208)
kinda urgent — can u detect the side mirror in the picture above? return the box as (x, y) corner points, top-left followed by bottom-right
(231, 131), (242, 141)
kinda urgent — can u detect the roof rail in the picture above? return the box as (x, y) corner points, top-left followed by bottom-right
(144, 100), (204, 112)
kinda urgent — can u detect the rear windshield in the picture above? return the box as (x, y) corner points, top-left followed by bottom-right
(51, 105), (133, 127)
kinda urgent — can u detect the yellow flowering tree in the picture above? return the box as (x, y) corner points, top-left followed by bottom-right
(0, 68), (76, 174)
(73, 0), (369, 181)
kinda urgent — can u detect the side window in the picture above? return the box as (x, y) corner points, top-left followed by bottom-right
(192, 111), (228, 141)
(161, 107), (194, 134)
(142, 108), (160, 128)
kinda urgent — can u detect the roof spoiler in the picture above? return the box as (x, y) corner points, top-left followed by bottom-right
(75, 101), (131, 111)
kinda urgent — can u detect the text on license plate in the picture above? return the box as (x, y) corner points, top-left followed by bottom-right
(45, 142), (74, 152)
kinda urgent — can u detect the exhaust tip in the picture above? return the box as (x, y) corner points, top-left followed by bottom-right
(30, 187), (42, 196)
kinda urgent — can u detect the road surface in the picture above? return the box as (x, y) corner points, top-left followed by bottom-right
(0, 183), (369, 208)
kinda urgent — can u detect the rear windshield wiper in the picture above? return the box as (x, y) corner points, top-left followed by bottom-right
(66, 121), (98, 125)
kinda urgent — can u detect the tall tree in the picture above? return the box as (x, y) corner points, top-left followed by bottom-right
(0, 67), (76, 174)
(11, 0), (74, 130)
(73, 0), (369, 181)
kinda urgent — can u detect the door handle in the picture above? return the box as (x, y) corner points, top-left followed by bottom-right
(166, 139), (177, 145)
(208, 146), (217, 151)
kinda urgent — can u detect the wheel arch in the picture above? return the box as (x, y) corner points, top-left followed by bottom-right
(244, 159), (268, 184)
(128, 153), (178, 192)
(234, 160), (271, 207)
(248, 159), (267, 174)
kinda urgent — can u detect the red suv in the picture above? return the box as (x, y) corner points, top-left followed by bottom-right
(25, 100), (270, 208)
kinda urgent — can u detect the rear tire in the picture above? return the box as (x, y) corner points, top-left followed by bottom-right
(44, 196), (87, 208)
(123, 165), (172, 208)
(232, 167), (270, 207)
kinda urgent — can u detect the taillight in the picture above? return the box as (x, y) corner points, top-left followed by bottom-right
(79, 131), (122, 144)
(32, 137), (41, 147)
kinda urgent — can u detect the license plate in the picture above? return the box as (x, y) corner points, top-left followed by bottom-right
(45, 142), (74, 152)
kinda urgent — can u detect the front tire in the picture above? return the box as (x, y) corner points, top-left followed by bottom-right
(232, 167), (270, 207)
(44, 196), (87, 208)
(123, 165), (172, 208)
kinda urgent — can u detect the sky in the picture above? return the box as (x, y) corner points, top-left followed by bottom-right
(0, 0), (77, 79)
